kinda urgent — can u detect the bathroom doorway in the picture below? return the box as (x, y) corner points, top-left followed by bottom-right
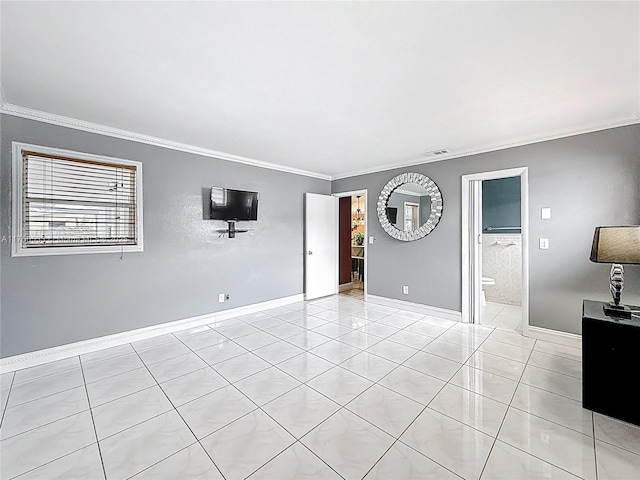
(335, 190), (367, 300)
(461, 168), (530, 334)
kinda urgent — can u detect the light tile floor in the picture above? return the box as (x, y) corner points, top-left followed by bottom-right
(480, 301), (523, 332)
(1, 294), (639, 480)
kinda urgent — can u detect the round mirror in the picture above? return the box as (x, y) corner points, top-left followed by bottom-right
(377, 172), (443, 241)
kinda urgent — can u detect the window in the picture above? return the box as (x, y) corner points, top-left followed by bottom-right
(11, 142), (143, 257)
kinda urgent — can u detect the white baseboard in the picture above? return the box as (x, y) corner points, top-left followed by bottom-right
(339, 282), (353, 292)
(526, 325), (582, 349)
(0, 294), (303, 373)
(366, 294), (462, 322)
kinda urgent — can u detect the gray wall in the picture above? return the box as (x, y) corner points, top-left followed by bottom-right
(482, 176), (521, 233)
(1, 114), (329, 357)
(386, 192), (413, 229)
(333, 125), (640, 335)
(387, 192), (431, 230)
(419, 195), (431, 226)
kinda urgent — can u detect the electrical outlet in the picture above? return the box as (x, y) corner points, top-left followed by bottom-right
(218, 293), (225, 303)
(539, 238), (549, 250)
(403, 286), (409, 295)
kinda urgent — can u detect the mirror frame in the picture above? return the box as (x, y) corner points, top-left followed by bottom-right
(377, 172), (443, 241)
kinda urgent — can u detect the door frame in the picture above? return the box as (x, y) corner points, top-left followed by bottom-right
(333, 189), (368, 300)
(461, 167), (530, 336)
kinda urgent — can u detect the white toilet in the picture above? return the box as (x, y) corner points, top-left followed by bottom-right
(481, 277), (495, 305)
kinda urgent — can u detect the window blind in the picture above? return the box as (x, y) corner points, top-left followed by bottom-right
(21, 151), (138, 248)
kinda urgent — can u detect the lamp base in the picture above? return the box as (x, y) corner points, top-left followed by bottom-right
(603, 302), (633, 319)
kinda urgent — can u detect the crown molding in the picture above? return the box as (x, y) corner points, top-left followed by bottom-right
(0, 103), (332, 181)
(2, 103), (638, 183)
(0, 85), (7, 108)
(394, 188), (424, 197)
(331, 115), (640, 181)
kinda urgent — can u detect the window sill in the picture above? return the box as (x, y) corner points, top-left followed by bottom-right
(11, 244), (144, 257)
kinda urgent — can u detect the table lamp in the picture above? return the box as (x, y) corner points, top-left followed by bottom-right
(590, 226), (640, 318)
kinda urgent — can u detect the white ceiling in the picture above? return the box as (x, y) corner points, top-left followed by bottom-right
(1, 1), (638, 179)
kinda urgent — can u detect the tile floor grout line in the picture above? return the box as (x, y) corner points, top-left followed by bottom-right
(337, 327), (476, 450)
(79, 349), (136, 368)
(297, 298), (491, 476)
(293, 440), (347, 480)
(5, 357), (81, 379)
(5, 293), (610, 480)
(2, 380), (86, 410)
(476, 338), (535, 480)
(129, 344), (230, 480)
(177, 303), (426, 478)
(0, 404), (93, 442)
(520, 361), (582, 380)
(187, 329), (346, 480)
(398, 339), (486, 436)
(123, 441), (208, 480)
(445, 379), (513, 408)
(6, 442), (102, 479)
(483, 337), (599, 480)
(79, 355), (109, 480)
(358, 439), (404, 480)
(506, 404), (595, 439)
(82, 352), (152, 385)
(379, 367), (463, 479)
(0, 372), (16, 428)
(266, 298), (578, 478)
(241, 440), (304, 479)
(588, 431), (640, 458)
(516, 380), (581, 403)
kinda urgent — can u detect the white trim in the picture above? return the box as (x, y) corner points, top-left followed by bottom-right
(367, 294), (462, 322)
(0, 84), (7, 107)
(11, 142), (144, 257)
(339, 282), (353, 292)
(461, 167), (530, 336)
(0, 294), (304, 374)
(332, 189), (368, 301)
(526, 325), (582, 350)
(394, 188), (424, 197)
(2, 103), (637, 183)
(331, 117), (640, 181)
(0, 103), (330, 181)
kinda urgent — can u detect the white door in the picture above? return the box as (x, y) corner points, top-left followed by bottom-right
(471, 180), (483, 324)
(304, 193), (338, 300)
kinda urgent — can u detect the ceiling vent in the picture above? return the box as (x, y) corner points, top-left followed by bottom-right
(424, 149), (449, 157)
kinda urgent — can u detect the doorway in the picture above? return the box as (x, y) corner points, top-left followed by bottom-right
(334, 190), (367, 300)
(462, 168), (529, 335)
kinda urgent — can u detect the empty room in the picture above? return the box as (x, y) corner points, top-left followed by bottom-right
(1, 1), (639, 479)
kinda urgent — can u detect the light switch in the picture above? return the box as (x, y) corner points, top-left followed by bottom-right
(541, 207), (552, 220)
(539, 238), (549, 250)
(369, 236), (374, 244)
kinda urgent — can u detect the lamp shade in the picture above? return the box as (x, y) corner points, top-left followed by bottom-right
(590, 226), (640, 264)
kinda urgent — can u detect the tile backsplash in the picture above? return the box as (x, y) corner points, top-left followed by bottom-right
(483, 234), (522, 306)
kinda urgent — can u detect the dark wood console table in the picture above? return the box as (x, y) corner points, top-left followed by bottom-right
(582, 299), (640, 426)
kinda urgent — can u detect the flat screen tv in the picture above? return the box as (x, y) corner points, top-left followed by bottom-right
(210, 187), (259, 221)
(386, 207), (398, 224)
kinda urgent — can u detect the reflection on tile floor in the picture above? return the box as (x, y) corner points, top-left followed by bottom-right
(1, 293), (639, 479)
(480, 301), (523, 332)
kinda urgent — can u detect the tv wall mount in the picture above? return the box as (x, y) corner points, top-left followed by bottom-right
(218, 220), (248, 238)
